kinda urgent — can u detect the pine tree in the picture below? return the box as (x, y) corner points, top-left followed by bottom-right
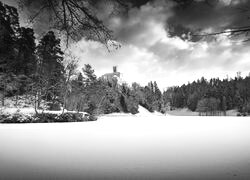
(222, 96), (227, 116)
(82, 64), (97, 86)
(187, 92), (199, 111)
(0, 1), (20, 71)
(144, 85), (154, 112)
(196, 97), (220, 116)
(15, 27), (36, 76)
(77, 73), (84, 86)
(234, 90), (243, 112)
(0, 2), (20, 106)
(36, 31), (64, 108)
(153, 81), (162, 111)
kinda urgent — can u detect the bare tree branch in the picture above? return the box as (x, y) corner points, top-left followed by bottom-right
(19, 0), (127, 48)
(194, 26), (250, 38)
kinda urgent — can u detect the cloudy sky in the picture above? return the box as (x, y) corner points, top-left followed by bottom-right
(4, 0), (250, 89)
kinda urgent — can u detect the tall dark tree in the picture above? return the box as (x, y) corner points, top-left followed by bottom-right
(153, 81), (162, 111)
(187, 92), (199, 112)
(0, 1), (20, 106)
(15, 27), (36, 76)
(0, 1), (19, 72)
(36, 31), (64, 106)
(222, 96), (227, 116)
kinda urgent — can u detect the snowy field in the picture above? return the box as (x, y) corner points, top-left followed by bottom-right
(0, 107), (250, 180)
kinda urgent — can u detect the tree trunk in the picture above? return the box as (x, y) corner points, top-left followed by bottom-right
(62, 94), (67, 114)
(34, 91), (38, 115)
(15, 94), (18, 107)
(0, 91), (4, 107)
(1, 81), (6, 107)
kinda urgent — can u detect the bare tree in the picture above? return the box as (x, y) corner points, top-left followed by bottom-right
(19, 0), (129, 47)
(62, 52), (79, 113)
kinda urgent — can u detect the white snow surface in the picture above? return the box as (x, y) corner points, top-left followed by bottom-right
(1, 95), (87, 116)
(0, 107), (87, 116)
(0, 106), (250, 179)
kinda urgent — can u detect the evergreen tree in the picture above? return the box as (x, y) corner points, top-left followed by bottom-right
(187, 92), (199, 112)
(36, 31), (64, 106)
(222, 96), (227, 116)
(144, 85), (154, 112)
(0, 1), (20, 106)
(131, 82), (145, 105)
(163, 74), (250, 115)
(77, 73), (84, 86)
(234, 90), (243, 112)
(196, 97), (220, 116)
(0, 1), (19, 72)
(82, 64), (97, 85)
(153, 81), (162, 111)
(15, 27), (36, 76)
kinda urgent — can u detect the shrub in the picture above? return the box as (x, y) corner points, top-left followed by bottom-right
(196, 97), (221, 116)
(102, 100), (120, 114)
(2, 113), (32, 123)
(0, 111), (99, 123)
(48, 102), (61, 111)
(130, 106), (138, 115)
(187, 93), (199, 112)
(85, 101), (97, 115)
(55, 113), (73, 122)
(88, 114), (98, 121)
(33, 113), (58, 123)
(242, 102), (250, 115)
(160, 109), (166, 114)
(237, 113), (241, 116)
(83, 114), (97, 121)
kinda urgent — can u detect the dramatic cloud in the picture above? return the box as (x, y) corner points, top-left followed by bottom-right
(3, 0), (250, 89)
(71, 0), (250, 89)
(168, 0), (250, 40)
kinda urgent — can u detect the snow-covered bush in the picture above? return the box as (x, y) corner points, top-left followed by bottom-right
(1, 112), (33, 123)
(0, 111), (97, 123)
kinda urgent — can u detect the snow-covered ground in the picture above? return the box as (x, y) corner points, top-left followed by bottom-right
(166, 108), (199, 116)
(166, 108), (239, 116)
(0, 107), (86, 115)
(0, 106), (250, 179)
(0, 95), (87, 116)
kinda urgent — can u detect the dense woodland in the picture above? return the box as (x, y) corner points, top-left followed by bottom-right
(1, 2), (250, 121)
(0, 1), (164, 119)
(163, 76), (250, 115)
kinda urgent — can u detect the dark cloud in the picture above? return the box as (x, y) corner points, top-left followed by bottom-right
(168, 0), (250, 41)
(20, 0), (154, 38)
(1, 0), (152, 40)
(105, 0), (173, 45)
(67, 0), (250, 88)
(128, 0), (152, 7)
(103, 0), (250, 43)
(3, 0), (250, 88)
(4, 0), (250, 42)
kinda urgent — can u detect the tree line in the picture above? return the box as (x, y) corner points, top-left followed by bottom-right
(163, 75), (250, 115)
(0, 1), (165, 117)
(3, 1), (249, 118)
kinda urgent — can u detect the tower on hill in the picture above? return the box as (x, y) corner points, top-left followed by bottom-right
(101, 66), (122, 83)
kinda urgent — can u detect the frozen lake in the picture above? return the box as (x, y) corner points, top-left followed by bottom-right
(1, 109), (250, 179)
